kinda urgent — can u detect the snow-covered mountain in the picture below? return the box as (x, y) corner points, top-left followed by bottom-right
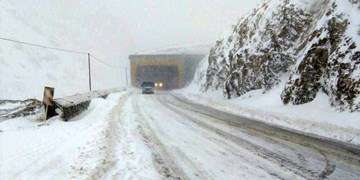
(0, 1), (125, 100)
(203, 0), (360, 111)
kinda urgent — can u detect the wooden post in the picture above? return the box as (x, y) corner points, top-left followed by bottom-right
(88, 53), (92, 91)
(43, 87), (55, 120)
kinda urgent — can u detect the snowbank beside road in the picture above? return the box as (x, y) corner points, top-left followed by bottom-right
(176, 82), (360, 146)
(0, 92), (126, 179)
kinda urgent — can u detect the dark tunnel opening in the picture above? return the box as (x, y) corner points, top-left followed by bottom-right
(136, 65), (179, 90)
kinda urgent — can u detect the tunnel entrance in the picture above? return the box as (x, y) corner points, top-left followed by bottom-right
(129, 54), (205, 90)
(136, 65), (179, 90)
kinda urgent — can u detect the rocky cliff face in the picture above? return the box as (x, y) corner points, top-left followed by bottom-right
(204, 0), (360, 111)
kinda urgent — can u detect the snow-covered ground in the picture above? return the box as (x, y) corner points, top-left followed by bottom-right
(177, 74), (360, 146)
(133, 94), (299, 179)
(0, 91), (160, 179)
(1, 91), (360, 179)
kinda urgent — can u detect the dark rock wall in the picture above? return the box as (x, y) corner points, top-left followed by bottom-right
(282, 3), (360, 111)
(203, 0), (360, 111)
(205, 0), (313, 98)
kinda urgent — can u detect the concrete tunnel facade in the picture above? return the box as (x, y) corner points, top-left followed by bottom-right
(129, 54), (205, 90)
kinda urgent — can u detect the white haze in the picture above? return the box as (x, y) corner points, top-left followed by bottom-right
(0, 0), (261, 99)
(4, 0), (262, 66)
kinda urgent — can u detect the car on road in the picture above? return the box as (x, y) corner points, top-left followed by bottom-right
(141, 81), (155, 94)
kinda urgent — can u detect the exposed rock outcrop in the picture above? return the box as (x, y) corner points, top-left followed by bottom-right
(282, 2), (360, 111)
(203, 0), (360, 111)
(205, 0), (313, 98)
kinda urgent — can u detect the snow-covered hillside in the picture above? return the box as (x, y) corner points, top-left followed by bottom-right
(0, 1), (125, 100)
(202, 0), (360, 111)
(136, 44), (212, 55)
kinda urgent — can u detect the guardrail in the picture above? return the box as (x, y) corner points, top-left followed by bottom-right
(53, 89), (121, 121)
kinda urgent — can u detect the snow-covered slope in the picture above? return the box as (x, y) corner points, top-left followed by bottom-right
(136, 44), (212, 55)
(203, 0), (360, 111)
(0, 1), (124, 100)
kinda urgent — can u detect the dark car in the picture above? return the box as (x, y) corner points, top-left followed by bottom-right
(141, 81), (155, 94)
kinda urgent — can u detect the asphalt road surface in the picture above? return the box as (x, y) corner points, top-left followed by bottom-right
(132, 92), (360, 180)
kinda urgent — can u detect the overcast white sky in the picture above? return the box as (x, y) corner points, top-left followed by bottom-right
(115, 0), (263, 53)
(120, 0), (260, 50)
(7, 0), (262, 64)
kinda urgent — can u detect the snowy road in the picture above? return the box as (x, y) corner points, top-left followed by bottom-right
(2, 91), (360, 179)
(132, 92), (360, 180)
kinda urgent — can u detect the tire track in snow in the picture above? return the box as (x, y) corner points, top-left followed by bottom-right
(107, 94), (164, 180)
(163, 94), (360, 179)
(132, 95), (191, 180)
(84, 101), (123, 179)
(170, 94), (360, 162)
(159, 96), (334, 180)
(137, 94), (291, 180)
(69, 94), (129, 180)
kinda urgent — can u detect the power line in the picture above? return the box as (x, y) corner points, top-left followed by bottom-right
(0, 36), (123, 69)
(0, 36), (88, 55)
(0, 35), (128, 91)
(89, 54), (122, 69)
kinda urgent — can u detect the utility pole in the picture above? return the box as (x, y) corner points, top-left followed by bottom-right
(125, 67), (129, 86)
(88, 53), (92, 91)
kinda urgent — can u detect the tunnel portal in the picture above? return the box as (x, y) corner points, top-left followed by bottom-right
(136, 65), (179, 90)
(129, 54), (205, 90)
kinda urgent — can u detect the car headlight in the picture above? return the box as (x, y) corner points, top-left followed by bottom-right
(159, 83), (163, 87)
(155, 83), (158, 87)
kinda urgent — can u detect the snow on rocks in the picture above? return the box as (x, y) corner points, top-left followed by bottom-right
(283, 0), (360, 111)
(205, 0), (313, 98)
(180, 0), (360, 148)
(0, 99), (42, 121)
(203, 0), (360, 111)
